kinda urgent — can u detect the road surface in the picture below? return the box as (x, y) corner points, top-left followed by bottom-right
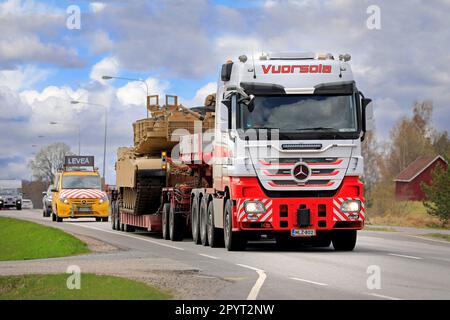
(1, 209), (449, 300)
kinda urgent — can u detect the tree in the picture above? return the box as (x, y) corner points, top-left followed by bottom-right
(421, 164), (450, 227)
(384, 101), (435, 178)
(28, 142), (73, 183)
(432, 131), (450, 161)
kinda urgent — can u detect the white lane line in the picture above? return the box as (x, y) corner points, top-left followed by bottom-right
(388, 253), (422, 260)
(408, 235), (450, 245)
(198, 253), (220, 260)
(236, 264), (267, 300)
(290, 277), (328, 287)
(367, 293), (403, 300)
(71, 224), (185, 251)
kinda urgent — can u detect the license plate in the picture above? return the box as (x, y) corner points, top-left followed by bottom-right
(291, 229), (316, 237)
(77, 206), (92, 213)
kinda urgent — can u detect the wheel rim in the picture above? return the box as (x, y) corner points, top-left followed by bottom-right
(207, 208), (213, 244)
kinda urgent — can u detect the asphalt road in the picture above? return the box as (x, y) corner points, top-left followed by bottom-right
(1, 209), (450, 300)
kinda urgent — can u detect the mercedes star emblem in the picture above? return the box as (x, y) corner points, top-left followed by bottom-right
(292, 162), (310, 182)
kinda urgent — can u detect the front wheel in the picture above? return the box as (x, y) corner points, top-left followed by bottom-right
(224, 199), (246, 251)
(52, 212), (56, 221)
(332, 230), (357, 251)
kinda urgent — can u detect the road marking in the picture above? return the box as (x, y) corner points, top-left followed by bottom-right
(388, 253), (422, 260)
(198, 253), (220, 260)
(290, 277), (328, 286)
(71, 224), (185, 251)
(236, 264), (266, 300)
(408, 235), (450, 245)
(367, 293), (402, 300)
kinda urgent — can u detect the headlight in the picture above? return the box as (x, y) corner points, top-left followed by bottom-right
(340, 200), (361, 213)
(99, 195), (109, 204)
(244, 201), (266, 214)
(59, 196), (69, 204)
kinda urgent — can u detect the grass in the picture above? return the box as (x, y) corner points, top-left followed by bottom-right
(364, 226), (397, 232)
(367, 201), (448, 229)
(0, 217), (90, 261)
(0, 274), (171, 300)
(419, 233), (450, 242)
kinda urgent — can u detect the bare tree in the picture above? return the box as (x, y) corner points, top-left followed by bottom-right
(28, 142), (73, 183)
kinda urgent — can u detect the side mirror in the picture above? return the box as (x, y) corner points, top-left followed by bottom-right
(246, 95), (255, 112)
(360, 96), (373, 141)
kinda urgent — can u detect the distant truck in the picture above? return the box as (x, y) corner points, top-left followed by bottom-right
(51, 156), (110, 222)
(0, 179), (22, 210)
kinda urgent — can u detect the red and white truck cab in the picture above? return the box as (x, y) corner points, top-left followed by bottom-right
(180, 52), (373, 251)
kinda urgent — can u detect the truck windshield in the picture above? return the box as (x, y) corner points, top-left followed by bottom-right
(239, 95), (358, 134)
(62, 175), (101, 189)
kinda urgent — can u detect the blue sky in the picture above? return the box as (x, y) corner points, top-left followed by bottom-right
(1, 0), (449, 183)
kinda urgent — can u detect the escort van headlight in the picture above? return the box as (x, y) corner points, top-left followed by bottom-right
(244, 201), (266, 214)
(59, 196), (69, 204)
(99, 195), (109, 204)
(340, 200), (361, 213)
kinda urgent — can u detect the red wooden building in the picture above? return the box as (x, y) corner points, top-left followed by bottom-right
(394, 155), (448, 201)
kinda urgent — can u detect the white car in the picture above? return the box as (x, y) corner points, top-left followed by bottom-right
(22, 199), (33, 209)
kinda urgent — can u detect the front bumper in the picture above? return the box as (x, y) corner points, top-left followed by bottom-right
(56, 200), (110, 218)
(231, 176), (364, 232)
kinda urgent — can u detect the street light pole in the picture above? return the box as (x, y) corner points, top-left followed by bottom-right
(71, 100), (108, 182)
(102, 75), (149, 118)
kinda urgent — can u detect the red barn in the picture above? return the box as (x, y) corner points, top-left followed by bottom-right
(394, 155), (448, 201)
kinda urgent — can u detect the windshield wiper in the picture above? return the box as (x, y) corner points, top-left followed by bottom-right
(295, 127), (338, 131)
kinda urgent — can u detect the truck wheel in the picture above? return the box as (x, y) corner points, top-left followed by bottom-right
(162, 203), (170, 240)
(199, 197), (208, 246)
(191, 196), (201, 244)
(102, 217), (108, 222)
(95, 217), (102, 222)
(115, 205), (121, 231)
(111, 203), (117, 230)
(56, 215), (63, 222)
(332, 230), (357, 251)
(169, 205), (183, 241)
(16, 204), (22, 211)
(207, 200), (224, 248)
(52, 212), (56, 222)
(224, 199), (246, 251)
(123, 223), (135, 232)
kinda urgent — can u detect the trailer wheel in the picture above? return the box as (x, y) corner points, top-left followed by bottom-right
(111, 202), (117, 230)
(162, 203), (170, 240)
(199, 197), (209, 246)
(191, 195), (201, 244)
(169, 205), (183, 241)
(224, 199), (246, 251)
(332, 230), (357, 251)
(207, 200), (224, 248)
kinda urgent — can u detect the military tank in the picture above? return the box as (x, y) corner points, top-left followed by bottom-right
(115, 94), (215, 215)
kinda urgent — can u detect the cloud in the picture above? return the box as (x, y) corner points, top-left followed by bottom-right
(0, 0), (84, 68)
(183, 82), (217, 108)
(90, 56), (119, 83)
(89, 2), (106, 13)
(116, 77), (169, 106)
(0, 65), (49, 91)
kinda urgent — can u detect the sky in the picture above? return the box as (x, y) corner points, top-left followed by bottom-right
(0, 0), (449, 184)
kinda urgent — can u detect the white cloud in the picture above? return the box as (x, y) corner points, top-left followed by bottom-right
(0, 65), (49, 91)
(116, 77), (169, 106)
(183, 82), (217, 108)
(90, 57), (119, 83)
(89, 2), (106, 13)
